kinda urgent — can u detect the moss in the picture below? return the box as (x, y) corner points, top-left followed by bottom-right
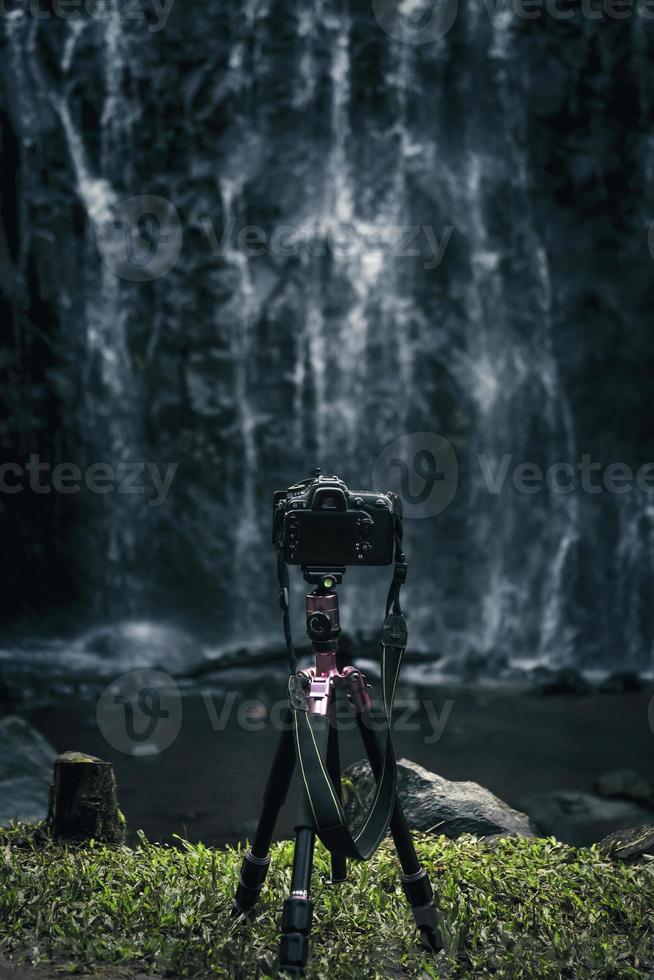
(0, 825), (652, 978)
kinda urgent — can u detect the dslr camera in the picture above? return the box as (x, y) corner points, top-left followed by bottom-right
(273, 470), (397, 567)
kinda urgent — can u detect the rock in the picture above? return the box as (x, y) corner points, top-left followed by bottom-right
(0, 715), (57, 826)
(343, 758), (537, 839)
(77, 621), (203, 677)
(593, 768), (652, 803)
(519, 790), (654, 847)
(597, 671), (644, 693)
(48, 751), (125, 844)
(596, 824), (654, 863)
(0, 623), (206, 711)
(539, 668), (591, 696)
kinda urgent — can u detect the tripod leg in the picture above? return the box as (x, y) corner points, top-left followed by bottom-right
(356, 714), (445, 952)
(279, 791), (316, 976)
(326, 717), (347, 883)
(233, 707), (295, 915)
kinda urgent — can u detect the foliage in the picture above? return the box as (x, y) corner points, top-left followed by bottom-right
(0, 824), (652, 978)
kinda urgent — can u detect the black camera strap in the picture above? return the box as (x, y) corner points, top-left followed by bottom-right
(386, 493), (407, 618)
(277, 548), (298, 674)
(277, 495), (408, 859)
(291, 610), (406, 859)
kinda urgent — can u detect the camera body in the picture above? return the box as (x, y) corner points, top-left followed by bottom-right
(273, 472), (396, 567)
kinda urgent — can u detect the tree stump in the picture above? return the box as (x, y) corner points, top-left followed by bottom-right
(48, 751), (125, 844)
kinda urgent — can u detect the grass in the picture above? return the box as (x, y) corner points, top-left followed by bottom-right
(0, 824), (652, 978)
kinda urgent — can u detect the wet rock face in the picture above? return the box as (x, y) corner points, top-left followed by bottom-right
(344, 757), (537, 839)
(2, 8), (654, 673)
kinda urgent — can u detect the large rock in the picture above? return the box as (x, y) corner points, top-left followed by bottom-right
(77, 621), (203, 677)
(343, 758), (537, 839)
(0, 716), (57, 826)
(519, 790), (654, 847)
(596, 824), (654, 863)
(0, 622), (206, 712)
(597, 672), (644, 693)
(537, 667), (592, 696)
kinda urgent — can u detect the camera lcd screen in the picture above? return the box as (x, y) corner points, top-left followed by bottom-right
(283, 510), (394, 565)
(288, 513), (360, 564)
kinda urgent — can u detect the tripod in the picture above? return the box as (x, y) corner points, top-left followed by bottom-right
(232, 572), (444, 975)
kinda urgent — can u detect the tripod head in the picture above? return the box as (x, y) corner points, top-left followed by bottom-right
(302, 566), (344, 644)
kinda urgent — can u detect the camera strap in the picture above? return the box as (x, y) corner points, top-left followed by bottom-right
(277, 548), (298, 674)
(291, 609), (406, 859)
(278, 495), (408, 859)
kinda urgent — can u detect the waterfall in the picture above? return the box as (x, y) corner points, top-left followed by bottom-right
(2, 1), (653, 675)
(6, 11), (142, 609)
(218, 176), (264, 615)
(59, 17), (141, 605)
(405, 10), (583, 670)
(4, 12), (39, 295)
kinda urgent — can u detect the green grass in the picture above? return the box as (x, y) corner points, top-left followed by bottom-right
(0, 824), (652, 978)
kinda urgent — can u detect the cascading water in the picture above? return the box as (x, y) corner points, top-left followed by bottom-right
(432, 11), (581, 671)
(2, 2), (654, 677)
(60, 15), (144, 607)
(3, 12), (144, 610)
(217, 174), (265, 619)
